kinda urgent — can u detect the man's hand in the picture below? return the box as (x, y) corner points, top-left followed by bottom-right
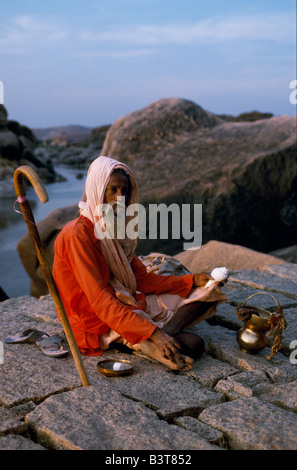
(193, 272), (213, 287)
(149, 328), (183, 364)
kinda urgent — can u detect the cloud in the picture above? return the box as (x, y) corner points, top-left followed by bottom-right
(0, 15), (68, 53)
(80, 48), (155, 59)
(0, 11), (294, 57)
(80, 12), (295, 46)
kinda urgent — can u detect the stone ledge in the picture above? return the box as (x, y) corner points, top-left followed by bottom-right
(0, 434), (46, 450)
(199, 397), (297, 450)
(25, 385), (220, 451)
(0, 260), (296, 450)
(229, 268), (297, 300)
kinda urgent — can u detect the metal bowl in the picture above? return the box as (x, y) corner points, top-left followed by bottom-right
(97, 359), (134, 377)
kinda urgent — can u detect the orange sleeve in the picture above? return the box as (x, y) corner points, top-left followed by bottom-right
(66, 234), (156, 344)
(131, 255), (194, 297)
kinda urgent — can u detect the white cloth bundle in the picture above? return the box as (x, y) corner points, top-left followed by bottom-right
(205, 267), (229, 287)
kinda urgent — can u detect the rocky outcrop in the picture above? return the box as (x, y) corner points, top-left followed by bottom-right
(0, 259), (296, 450)
(0, 105), (60, 196)
(32, 125), (93, 143)
(34, 124), (111, 167)
(102, 98), (297, 255)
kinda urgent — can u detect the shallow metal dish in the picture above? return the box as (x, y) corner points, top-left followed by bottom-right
(97, 359), (134, 377)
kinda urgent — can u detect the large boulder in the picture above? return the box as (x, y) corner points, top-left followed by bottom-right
(0, 106), (38, 162)
(17, 205), (79, 297)
(102, 98), (297, 255)
(174, 240), (285, 274)
(0, 130), (21, 160)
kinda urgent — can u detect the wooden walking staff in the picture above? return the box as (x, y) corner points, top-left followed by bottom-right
(14, 165), (90, 387)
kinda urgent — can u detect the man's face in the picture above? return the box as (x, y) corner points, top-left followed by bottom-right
(104, 173), (130, 208)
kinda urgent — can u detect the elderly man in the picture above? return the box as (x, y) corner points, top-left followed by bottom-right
(53, 156), (227, 370)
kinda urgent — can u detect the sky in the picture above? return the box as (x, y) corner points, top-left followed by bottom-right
(0, 0), (296, 128)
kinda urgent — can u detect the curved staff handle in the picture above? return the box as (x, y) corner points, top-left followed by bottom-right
(14, 165), (90, 387)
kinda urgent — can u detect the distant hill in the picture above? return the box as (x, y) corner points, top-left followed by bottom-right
(32, 125), (93, 143)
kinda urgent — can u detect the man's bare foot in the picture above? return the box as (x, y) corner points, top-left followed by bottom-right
(139, 338), (193, 371)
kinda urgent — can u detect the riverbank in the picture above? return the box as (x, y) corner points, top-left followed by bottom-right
(1, 260), (297, 450)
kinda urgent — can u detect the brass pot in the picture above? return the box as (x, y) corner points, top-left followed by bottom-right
(236, 311), (270, 354)
(235, 292), (283, 356)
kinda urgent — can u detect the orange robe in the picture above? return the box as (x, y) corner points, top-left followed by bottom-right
(53, 216), (194, 356)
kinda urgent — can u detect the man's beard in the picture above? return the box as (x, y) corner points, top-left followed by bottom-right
(94, 196), (139, 257)
(105, 198), (126, 241)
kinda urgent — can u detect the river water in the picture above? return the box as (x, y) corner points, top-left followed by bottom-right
(0, 165), (87, 299)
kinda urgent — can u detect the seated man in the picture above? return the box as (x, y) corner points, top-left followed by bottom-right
(53, 156), (227, 370)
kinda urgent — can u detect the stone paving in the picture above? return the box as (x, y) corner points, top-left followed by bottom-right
(0, 262), (297, 451)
